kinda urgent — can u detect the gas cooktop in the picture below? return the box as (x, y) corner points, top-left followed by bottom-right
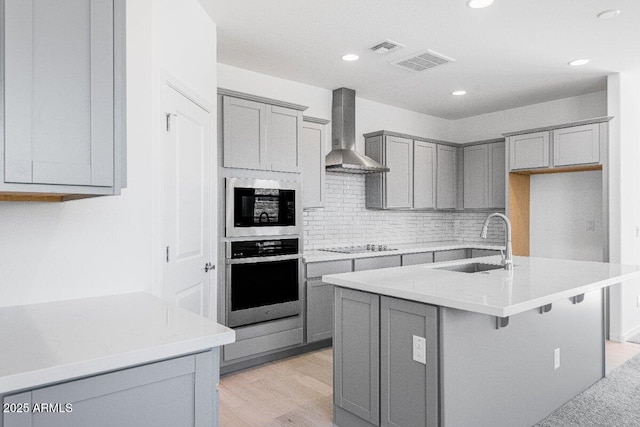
(320, 244), (398, 254)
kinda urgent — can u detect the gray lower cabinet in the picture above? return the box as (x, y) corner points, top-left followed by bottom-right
(434, 249), (468, 262)
(401, 252), (434, 266)
(334, 288), (439, 427)
(305, 259), (352, 343)
(470, 249), (502, 258)
(306, 278), (334, 342)
(380, 297), (438, 427)
(1, 0), (127, 199)
(334, 288), (380, 426)
(353, 255), (402, 272)
(3, 350), (219, 427)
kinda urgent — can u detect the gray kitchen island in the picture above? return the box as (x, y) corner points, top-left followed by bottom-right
(323, 256), (640, 427)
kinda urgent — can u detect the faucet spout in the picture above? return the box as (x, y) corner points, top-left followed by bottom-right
(480, 213), (513, 270)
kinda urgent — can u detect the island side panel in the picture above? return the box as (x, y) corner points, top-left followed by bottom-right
(440, 289), (604, 427)
(334, 288), (380, 427)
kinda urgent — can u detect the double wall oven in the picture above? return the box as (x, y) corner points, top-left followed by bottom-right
(224, 178), (302, 328)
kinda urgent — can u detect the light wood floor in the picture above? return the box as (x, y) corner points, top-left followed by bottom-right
(220, 341), (640, 427)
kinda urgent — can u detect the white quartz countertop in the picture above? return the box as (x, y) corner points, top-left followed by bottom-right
(0, 292), (235, 394)
(304, 241), (504, 263)
(323, 256), (640, 318)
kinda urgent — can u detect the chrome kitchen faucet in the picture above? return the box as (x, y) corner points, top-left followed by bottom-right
(481, 213), (513, 270)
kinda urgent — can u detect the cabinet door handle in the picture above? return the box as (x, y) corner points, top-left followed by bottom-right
(204, 262), (215, 273)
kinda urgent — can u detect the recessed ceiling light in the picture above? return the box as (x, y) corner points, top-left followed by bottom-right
(597, 9), (621, 19)
(467, 0), (494, 8)
(342, 54), (359, 62)
(568, 58), (590, 66)
(452, 90), (467, 96)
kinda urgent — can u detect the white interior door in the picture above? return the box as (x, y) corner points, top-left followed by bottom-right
(162, 84), (213, 318)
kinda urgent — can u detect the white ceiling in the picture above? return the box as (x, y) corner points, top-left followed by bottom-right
(208, 0), (640, 120)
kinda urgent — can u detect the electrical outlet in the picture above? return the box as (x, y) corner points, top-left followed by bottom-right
(554, 348), (560, 370)
(413, 335), (426, 365)
(586, 220), (595, 232)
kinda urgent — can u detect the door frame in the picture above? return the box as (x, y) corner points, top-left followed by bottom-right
(158, 72), (217, 318)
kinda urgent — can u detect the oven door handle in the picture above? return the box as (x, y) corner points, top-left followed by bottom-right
(225, 254), (302, 265)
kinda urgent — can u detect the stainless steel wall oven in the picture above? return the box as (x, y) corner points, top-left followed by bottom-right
(226, 178), (301, 237)
(225, 238), (301, 328)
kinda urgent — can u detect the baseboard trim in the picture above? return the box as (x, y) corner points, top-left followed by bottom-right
(220, 339), (332, 375)
(610, 324), (640, 342)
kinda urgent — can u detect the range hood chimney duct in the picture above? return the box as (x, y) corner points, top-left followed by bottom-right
(325, 88), (389, 174)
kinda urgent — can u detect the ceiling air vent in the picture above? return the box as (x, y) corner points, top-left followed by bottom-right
(369, 39), (405, 55)
(391, 49), (455, 72)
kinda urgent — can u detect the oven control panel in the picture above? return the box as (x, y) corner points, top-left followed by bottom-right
(230, 238), (299, 259)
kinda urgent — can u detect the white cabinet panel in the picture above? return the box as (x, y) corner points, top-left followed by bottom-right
(553, 123), (600, 167)
(509, 131), (550, 170)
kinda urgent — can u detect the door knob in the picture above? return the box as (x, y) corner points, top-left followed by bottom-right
(204, 262), (215, 273)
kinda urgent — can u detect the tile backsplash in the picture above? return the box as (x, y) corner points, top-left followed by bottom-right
(303, 173), (505, 250)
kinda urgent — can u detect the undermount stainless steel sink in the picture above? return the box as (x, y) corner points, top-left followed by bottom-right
(434, 263), (505, 273)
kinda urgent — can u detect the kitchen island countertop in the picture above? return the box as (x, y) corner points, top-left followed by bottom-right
(323, 255), (640, 318)
(0, 292), (235, 394)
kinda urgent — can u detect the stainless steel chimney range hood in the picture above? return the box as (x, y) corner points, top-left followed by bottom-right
(325, 88), (389, 174)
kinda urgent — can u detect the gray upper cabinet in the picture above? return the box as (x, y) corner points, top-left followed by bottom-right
(365, 135), (413, 209)
(463, 145), (489, 209)
(413, 141), (437, 209)
(222, 97), (266, 170)
(508, 131), (550, 170)
(436, 145), (457, 209)
(268, 106), (301, 172)
(552, 123), (600, 167)
(490, 142), (506, 208)
(222, 95), (303, 173)
(463, 141), (505, 209)
(1, 0), (126, 199)
(385, 136), (413, 208)
(364, 131), (463, 211)
(300, 118), (327, 209)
